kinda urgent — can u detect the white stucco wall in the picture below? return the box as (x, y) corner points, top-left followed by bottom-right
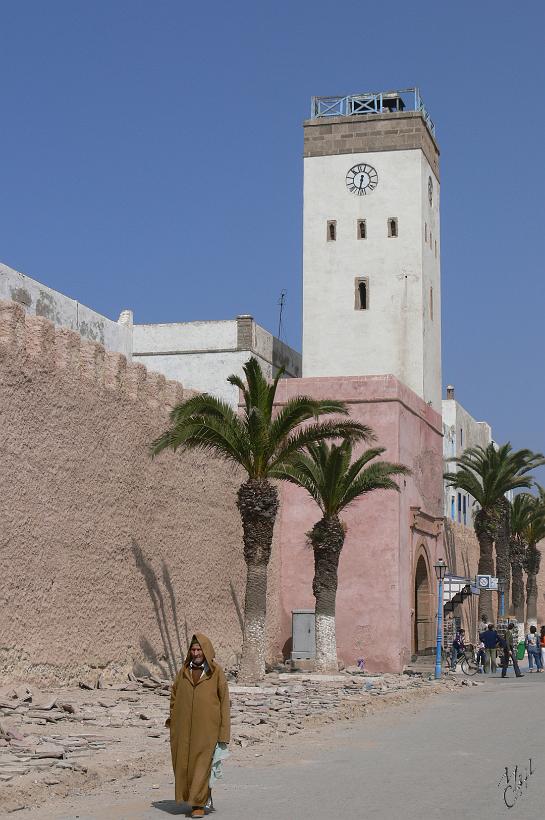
(443, 397), (493, 524)
(0, 262), (132, 357)
(133, 319), (301, 406)
(302, 148), (441, 411)
(133, 320), (238, 355)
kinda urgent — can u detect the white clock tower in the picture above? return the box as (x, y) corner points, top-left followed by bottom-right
(302, 88), (442, 412)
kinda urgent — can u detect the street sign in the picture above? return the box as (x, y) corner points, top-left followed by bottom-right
(476, 574), (499, 591)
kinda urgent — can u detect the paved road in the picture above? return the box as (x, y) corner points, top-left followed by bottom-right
(15, 671), (545, 820)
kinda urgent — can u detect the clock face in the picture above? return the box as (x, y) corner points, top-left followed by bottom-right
(428, 176), (433, 206)
(346, 163), (378, 196)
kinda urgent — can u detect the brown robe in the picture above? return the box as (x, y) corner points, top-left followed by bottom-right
(168, 633), (230, 807)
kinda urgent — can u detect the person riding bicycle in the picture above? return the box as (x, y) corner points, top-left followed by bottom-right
(451, 628), (466, 671)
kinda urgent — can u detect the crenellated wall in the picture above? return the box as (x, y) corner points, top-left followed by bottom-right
(0, 299), (250, 684)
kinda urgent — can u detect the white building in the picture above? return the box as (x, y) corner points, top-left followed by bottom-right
(302, 89), (442, 412)
(442, 385), (493, 526)
(0, 262), (300, 406)
(132, 314), (301, 406)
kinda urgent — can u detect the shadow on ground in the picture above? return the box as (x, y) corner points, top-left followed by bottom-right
(152, 799), (191, 816)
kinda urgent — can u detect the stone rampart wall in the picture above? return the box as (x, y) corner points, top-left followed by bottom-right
(0, 300), (248, 685)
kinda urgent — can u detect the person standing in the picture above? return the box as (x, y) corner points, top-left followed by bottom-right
(478, 613), (488, 638)
(501, 623), (524, 679)
(540, 625), (545, 670)
(167, 633), (230, 819)
(480, 624), (500, 674)
(451, 628), (466, 671)
(525, 625), (544, 672)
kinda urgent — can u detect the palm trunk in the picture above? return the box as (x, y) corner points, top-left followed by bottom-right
(495, 498), (511, 622)
(310, 514), (345, 672)
(525, 544), (541, 626)
(236, 479), (279, 684)
(475, 508), (495, 620)
(511, 563), (525, 622)
(526, 573), (538, 626)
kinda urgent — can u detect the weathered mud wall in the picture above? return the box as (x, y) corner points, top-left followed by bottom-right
(0, 300), (249, 685)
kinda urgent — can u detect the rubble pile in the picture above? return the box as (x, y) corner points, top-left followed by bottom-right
(0, 670), (467, 789)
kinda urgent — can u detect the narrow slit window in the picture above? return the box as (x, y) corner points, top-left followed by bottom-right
(357, 219), (366, 239)
(355, 277), (369, 310)
(434, 240), (437, 258)
(425, 223), (428, 242)
(388, 218), (398, 238)
(429, 229), (433, 248)
(430, 286), (433, 320)
(327, 220), (336, 241)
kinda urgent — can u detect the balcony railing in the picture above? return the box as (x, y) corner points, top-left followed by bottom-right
(311, 87), (435, 136)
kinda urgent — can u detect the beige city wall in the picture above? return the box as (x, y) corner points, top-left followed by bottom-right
(0, 300), (256, 685)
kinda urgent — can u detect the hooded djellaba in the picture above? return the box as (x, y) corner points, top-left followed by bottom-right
(167, 633), (230, 817)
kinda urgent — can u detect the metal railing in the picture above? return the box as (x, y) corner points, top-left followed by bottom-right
(311, 87), (435, 136)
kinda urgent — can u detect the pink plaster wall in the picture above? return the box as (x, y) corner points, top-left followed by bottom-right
(0, 301), (249, 684)
(272, 375), (444, 672)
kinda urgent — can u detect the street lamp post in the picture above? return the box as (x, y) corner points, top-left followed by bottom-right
(498, 577), (505, 617)
(434, 558), (448, 679)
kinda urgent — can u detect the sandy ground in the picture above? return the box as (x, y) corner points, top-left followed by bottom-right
(6, 671), (544, 820)
(0, 673), (460, 817)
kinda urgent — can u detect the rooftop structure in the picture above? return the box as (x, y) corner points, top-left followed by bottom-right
(311, 87), (435, 135)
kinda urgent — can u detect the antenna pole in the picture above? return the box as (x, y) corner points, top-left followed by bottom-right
(277, 290), (286, 340)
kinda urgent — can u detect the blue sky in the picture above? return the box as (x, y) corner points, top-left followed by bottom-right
(2, 1), (544, 456)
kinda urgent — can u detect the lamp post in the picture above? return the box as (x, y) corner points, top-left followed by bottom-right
(498, 577), (505, 617)
(434, 558), (448, 679)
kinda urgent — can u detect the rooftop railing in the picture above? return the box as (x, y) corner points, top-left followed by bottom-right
(311, 87), (435, 136)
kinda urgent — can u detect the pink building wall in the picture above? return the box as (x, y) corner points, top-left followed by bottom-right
(272, 375), (444, 673)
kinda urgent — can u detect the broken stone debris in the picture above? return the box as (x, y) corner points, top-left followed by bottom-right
(0, 670), (470, 786)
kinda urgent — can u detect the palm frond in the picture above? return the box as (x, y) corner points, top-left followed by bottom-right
(271, 421), (372, 469)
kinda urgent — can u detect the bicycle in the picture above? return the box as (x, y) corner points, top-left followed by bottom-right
(442, 645), (479, 676)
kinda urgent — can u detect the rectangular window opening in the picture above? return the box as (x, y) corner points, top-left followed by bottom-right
(462, 495), (467, 526)
(430, 286), (433, 320)
(434, 239), (437, 258)
(457, 492), (462, 524)
(354, 277), (369, 310)
(327, 220), (336, 241)
(387, 217), (398, 238)
(357, 219), (366, 240)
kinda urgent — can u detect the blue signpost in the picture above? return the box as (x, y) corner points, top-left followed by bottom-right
(434, 559), (448, 679)
(498, 577), (505, 617)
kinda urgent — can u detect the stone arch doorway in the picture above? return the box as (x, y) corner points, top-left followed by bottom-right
(414, 553), (434, 654)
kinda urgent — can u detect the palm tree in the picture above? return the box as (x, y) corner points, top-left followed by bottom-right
(151, 357), (371, 683)
(523, 491), (545, 625)
(509, 494), (535, 621)
(271, 439), (409, 671)
(444, 444), (544, 618)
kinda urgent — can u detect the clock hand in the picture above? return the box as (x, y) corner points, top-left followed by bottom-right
(359, 175), (365, 188)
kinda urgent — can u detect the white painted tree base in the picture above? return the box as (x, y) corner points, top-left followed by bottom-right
(315, 613), (337, 671)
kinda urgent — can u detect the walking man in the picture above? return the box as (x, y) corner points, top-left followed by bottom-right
(525, 625), (544, 672)
(480, 623), (500, 674)
(167, 633), (230, 818)
(501, 623), (524, 679)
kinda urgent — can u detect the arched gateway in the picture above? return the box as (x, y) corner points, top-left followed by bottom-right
(414, 553), (434, 654)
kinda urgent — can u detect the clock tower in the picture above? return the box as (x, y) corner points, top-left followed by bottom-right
(302, 89), (442, 412)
